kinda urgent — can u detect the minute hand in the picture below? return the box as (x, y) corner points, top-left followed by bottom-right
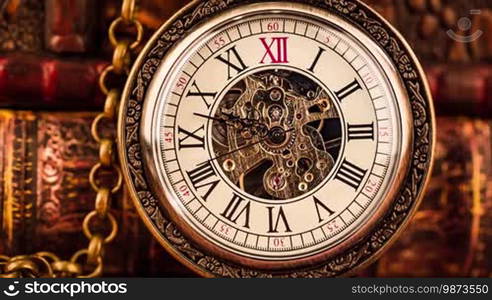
(201, 128), (294, 166)
(194, 112), (261, 130)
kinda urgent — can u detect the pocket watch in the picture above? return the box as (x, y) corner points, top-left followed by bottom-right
(118, 0), (435, 277)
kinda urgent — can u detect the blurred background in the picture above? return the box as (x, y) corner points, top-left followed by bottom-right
(0, 0), (491, 277)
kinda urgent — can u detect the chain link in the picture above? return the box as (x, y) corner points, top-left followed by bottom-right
(0, 0), (143, 278)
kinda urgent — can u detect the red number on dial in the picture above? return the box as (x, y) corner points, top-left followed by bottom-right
(273, 238), (284, 247)
(267, 22), (279, 31)
(176, 76), (188, 91)
(179, 185), (191, 197)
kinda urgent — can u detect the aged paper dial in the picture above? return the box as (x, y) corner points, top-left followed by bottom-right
(120, 0), (434, 276)
(149, 10), (407, 260)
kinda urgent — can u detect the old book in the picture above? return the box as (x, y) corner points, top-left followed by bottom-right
(2, 0), (492, 64)
(374, 118), (492, 277)
(0, 110), (193, 276)
(2, 0), (492, 115)
(45, 0), (97, 53)
(427, 65), (492, 117)
(0, 55), (107, 110)
(0, 53), (491, 117)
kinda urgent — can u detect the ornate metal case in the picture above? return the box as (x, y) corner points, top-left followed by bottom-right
(118, 0), (435, 277)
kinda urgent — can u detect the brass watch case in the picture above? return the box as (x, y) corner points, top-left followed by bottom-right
(118, 0), (435, 277)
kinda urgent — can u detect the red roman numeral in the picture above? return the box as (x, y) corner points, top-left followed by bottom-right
(259, 37), (289, 64)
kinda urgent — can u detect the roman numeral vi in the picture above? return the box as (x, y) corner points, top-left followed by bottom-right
(267, 206), (292, 233)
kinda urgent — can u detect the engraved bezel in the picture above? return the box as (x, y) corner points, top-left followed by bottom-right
(118, 0), (435, 277)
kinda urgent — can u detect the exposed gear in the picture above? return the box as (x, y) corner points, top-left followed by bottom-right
(212, 69), (342, 200)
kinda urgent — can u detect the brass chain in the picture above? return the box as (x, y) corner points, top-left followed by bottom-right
(0, 0), (143, 278)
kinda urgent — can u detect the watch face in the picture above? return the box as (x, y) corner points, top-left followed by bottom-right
(120, 0), (434, 277)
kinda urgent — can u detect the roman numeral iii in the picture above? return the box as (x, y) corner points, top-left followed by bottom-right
(348, 123), (374, 141)
(335, 160), (367, 190)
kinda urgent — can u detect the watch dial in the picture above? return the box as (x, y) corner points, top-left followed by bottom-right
(136, 3), (419, 268)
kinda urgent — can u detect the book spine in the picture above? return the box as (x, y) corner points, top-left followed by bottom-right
(0, 110), (194, 276)
(375, 118), (492, 277)
(0, 55), (107, 110)
(45, 0), (97, 53)
(1, 53), (491, 116)
(428, 65), (492, 117)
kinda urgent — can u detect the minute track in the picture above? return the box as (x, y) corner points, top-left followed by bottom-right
(152, 11), (402, 260)
(175, 53), (378, 246)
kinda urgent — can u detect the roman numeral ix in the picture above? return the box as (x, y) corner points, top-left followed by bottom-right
(177, 125), (205, 150)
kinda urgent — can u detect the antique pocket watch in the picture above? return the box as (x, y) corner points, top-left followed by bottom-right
(118, 0), (435, 277)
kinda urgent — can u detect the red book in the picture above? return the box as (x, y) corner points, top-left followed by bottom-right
(45, 0), (97, 53)
(428, 64), (492, 117)
(0, 54), (107, 110)
(1, 53), (491, 116)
